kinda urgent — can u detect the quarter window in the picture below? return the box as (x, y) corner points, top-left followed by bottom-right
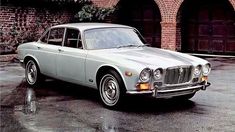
(48, 28), (65, 46)
(40, 31), (49, 43)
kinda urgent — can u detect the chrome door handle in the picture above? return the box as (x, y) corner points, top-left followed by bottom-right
(58, 49), (64, 52)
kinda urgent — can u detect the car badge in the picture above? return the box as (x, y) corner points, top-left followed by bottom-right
(179, 67), (183, 74)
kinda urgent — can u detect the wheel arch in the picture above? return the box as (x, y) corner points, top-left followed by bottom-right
(96, 65), (127, 91)
(23, 55), (40, 68)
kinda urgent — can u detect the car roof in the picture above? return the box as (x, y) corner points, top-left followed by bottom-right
(52, 23), (132, 31)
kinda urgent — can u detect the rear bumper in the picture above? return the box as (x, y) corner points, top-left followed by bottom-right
(19, 60), (25, 68)
(126, 81), (211, 98)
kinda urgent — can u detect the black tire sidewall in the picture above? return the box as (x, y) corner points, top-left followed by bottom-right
(99, 69), (126, 108)
(25, 60), (41, 87)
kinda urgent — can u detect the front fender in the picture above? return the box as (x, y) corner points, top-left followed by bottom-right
(96, 64), (126, 87)
(95, 64), (140, 91)
(23, 54), (41, 68)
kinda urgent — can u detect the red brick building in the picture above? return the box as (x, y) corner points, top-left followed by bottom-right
(0, 0), (75, 50)
(1, 0), (235, 55)
(94, 0), (235, 55)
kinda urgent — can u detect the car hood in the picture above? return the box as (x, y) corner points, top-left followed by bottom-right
(90, 47), (208, 69)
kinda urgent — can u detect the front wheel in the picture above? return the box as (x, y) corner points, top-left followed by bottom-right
(99, 70), (125, 108)
(25, 60), (43, 86)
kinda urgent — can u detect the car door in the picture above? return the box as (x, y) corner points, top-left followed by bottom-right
(56, 28), (87, 84)
(35, 28), (65, 77)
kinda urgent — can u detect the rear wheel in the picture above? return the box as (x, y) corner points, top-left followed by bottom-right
(25, 60), (43, 86)
(99, 70), (125, 108)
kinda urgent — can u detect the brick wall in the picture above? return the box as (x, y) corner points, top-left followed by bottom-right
(176, 23), (181, 51)
(160, 22), (177, 50)
(1, 0), (235, 52)
(0, 6), (73, 45)
(92, 0), (119, 7)
(92, 0), (235, 51)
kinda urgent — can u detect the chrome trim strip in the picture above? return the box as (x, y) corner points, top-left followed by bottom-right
(157, 85), (202, 93)
(158, 83), (210, 93)
(126, 90), (154, 95)
(164, 82), (191, 87)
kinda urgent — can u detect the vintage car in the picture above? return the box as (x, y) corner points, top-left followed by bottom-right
(17, 23), (211, 108)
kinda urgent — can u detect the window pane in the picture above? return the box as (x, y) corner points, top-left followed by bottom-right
(64, 28), (80, 48)
(40, 31), (49, 43)
(48, 28), (64, 46)
(84, 28), (145, 50)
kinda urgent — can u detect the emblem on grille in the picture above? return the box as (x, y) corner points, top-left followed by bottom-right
(179, 67), (183, 74)
(178, 67), (184, 83)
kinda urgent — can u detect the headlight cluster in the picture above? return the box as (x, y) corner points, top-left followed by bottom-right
(194, 63), (211, 77)
(153, 68), (163, 80)
(139, 68), (163, 82)
(194, 65), (202, 76)
(139, 68), (151, 82)
(202, 63), (211, 76)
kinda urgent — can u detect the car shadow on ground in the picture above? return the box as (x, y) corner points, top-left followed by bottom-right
(119, 96), (196, 114)
(12, 78), (196, 114)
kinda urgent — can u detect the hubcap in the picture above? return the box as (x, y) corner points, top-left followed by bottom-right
(26, 61), (37, 84)
(100, 74), (120, 106)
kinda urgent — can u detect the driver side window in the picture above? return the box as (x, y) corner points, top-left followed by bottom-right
(48, 28), (65, 46)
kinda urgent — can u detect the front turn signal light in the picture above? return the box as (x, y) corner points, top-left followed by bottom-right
(136, 83), (150, 91)
(201, 76), (208, 82)
(125, 71), (133, 77)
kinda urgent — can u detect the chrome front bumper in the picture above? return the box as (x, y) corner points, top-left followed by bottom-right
(126, 81), (211, 98)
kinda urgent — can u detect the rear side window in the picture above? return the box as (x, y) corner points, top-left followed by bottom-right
(48, 28), (65, 46)
(64, 28), (82, 48)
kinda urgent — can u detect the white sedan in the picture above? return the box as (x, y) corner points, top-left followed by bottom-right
(17, 23), (211, 108)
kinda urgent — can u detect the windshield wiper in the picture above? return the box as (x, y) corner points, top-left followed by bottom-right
(117, 44), (139, 48)
(137, 44), (150, 47)
(117, 44), (150, 48)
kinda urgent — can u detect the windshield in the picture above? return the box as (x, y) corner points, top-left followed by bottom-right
(84, 27), (146, 50)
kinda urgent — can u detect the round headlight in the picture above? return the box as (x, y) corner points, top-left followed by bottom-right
(154, 68), (163, 80)
(202, 63), (211, 76)
(139, 68), (151, 82)
(194, 65), (201, 76)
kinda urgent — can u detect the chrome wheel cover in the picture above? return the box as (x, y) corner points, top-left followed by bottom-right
(100, 74), (120, 106)
(26, 60), (37, 85)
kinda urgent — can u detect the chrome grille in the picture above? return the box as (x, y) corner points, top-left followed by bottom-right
(164, 66), (192, 84)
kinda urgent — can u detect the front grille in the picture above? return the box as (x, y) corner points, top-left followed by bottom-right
(164, 66), (193, 85)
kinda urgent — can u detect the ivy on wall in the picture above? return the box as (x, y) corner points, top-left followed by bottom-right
(0, 0), (116, 55)
(75, 4), (115, 22)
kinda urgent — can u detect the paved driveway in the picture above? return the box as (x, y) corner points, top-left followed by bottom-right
(0, 57), (235, 132)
